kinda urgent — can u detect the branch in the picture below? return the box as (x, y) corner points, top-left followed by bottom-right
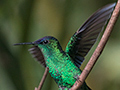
(71, 1), (120, 90)
(35, 67), (49, 90)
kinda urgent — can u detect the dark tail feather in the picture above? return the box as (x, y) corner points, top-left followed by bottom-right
(87, 86), (92, 90)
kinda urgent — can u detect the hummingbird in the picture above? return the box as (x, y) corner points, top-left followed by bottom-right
(14, 3), (115, 90)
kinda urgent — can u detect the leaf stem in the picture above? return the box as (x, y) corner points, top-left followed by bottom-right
(35, 67), (49, 90)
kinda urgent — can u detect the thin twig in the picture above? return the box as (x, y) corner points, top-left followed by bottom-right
(71, 1), (120, 90)
(35, 67), (49, 90)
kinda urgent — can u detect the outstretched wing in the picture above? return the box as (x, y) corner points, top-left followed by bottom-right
(65, 3), (116, 68)
(28, 46), (46, 67)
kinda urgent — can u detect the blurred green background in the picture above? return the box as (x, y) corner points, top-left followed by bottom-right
(0, 0), (120, 90)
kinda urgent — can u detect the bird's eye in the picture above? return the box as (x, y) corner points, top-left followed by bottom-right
(43, 40), (49, 44)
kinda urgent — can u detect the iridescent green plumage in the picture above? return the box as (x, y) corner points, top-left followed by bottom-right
(14, 3), (115, 90)
(37, 37), (81, 88)
(29, 36), (90, 90)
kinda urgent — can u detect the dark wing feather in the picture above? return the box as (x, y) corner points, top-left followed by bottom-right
(65, 3), (116, 68)
(28, 46), (46, 67)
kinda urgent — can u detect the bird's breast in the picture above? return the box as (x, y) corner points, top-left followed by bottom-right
(45, 56), (81, 88)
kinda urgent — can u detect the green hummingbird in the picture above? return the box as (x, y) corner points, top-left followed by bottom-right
(14, 3), (115, 90)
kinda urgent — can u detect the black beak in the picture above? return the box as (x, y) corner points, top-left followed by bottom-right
(14, 42), (35, 46)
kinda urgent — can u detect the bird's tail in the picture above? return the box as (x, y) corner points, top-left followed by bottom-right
(87, 85), (92, 90)
(79, 82), (92, 90)
(59, 84), (91, 90)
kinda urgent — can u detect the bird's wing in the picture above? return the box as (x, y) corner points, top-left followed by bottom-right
(65, 3), (116, 68)
(28, 46), (46, 67)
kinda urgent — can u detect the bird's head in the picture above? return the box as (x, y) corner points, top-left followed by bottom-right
(34, 36), (61, 51)
(14, 36), (62, 53)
